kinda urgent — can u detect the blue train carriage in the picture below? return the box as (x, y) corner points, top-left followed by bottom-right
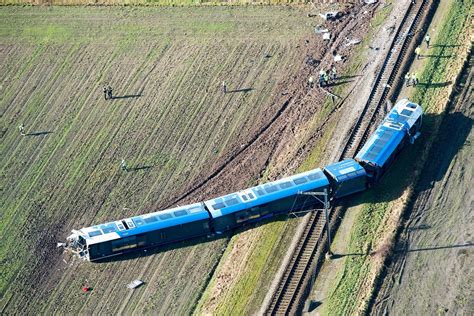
(323, 159), (368, 199)
(66, 203), (211, 261)
(355, 99), (423, 181)
(203, 168), (330, 233)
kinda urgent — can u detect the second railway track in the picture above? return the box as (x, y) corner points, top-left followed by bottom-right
(265, 1), (432, 314)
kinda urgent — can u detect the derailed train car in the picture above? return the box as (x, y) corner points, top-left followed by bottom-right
(65, 99), (422, 261)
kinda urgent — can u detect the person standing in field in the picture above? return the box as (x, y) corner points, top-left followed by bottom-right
(222, 81), (227, 94)
(330, 66), (337, 81)
(319, 69), (327, 87)
(308, 76), (315, 89)
(103, 86), (108, 100)
(415, 46), (421, 59)
(107, 86), (113, 100)
(19, 124), (26, 136)
(121, 159), (128, 172)
(411, 72), (419, 86)
(405, 72), (411, 87)
(424, 34), (430, 48)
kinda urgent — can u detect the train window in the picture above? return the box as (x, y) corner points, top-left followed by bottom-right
(144, 216), (158, 223)
(279, 182), (293, 189)
(397, 116), (408, 123)
(264, 185), (278, 194)
(226, 198), (240, 206)
(407, 103), (416, 109)
(102, 225), (117, 233)
(159, 213), (173, 220)
(213, 202), (226, 209)
(88, 230), (102, 237)
(248, 192), (255, 199)
(174, 210), (188, 217)
(134, 218), (144, 226)
(241, 195), (249, 201)
(308, 173), (321, 180)
(293, 177), (308, 185)
(401, 109), (413, 116)
(255, 188), (265, 196)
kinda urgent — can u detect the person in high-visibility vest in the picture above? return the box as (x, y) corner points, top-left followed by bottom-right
(405, 72), (411, 87)
(424, 34), (430, 48)
(415, 46), (421, 59)
(319, 69), (327, 87)
(308, 76), (315, 89)
(330, 66), (337, 81)
(411, 72), (419, 86)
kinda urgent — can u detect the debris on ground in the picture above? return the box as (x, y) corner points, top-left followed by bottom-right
(127, 280), (144, 289)
(82, 287), (92, 293)
(345, 38), (362, 46)
(319, 11), (342, 21)
(364, 0), (378, 4)
(57, 242), (66, 248)
(305, 56), (320, 67)
(323, 33), (331, 41)
(333, 55), (344, 62)
(314, 25), (329, 34)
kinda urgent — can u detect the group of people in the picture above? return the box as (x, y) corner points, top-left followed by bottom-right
(307, 66), (337, 89)
(103, 86), (114, 100)
(415, 34), (431, 60)
(405, 72), (419, 87)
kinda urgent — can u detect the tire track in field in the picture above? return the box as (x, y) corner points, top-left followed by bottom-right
(102, 40), (260, 314)
(0, 45), (46, 117)
(96, 44), (218, 312)
(0, 44), (83, 193)
(126, 42), (298, 314)
(2, 48), (115, 310)
(1, 46), (129, 310)
(141, 42), (257, 207)
(0, 44), (85, 236)
(43, 42), (186, 314)
(37, 52), (159, 310)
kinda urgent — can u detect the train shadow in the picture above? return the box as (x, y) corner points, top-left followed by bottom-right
(95, 109), (472, 263)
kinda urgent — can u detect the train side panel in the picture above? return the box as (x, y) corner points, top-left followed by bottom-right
(205, 168), (330, 232)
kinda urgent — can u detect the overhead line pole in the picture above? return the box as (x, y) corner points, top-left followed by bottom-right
(298, 189), (333, 256)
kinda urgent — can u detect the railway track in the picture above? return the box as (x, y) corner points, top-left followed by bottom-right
(265, 1), (429, 315)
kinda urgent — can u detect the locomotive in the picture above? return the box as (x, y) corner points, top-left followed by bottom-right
(65, 99), (422, 261)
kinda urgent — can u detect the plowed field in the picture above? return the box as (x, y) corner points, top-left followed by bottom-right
(0, 4), (375, 313)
